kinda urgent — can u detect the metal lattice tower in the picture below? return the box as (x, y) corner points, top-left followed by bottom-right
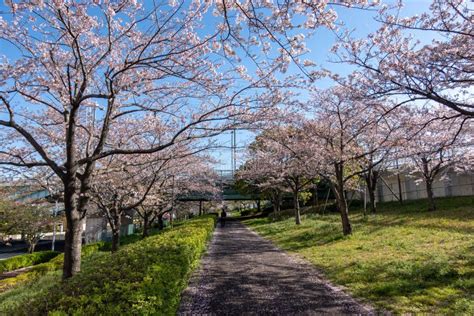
(231, 129), (237, 177)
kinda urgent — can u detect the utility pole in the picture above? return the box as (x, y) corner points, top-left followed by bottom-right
(170, 175), (175, 226)
(231, 129), (237, 177)
(52, 199), (58, 251)
(396, 159), (403, 204)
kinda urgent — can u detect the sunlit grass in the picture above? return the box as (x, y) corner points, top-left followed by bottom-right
(244, 196), (474, 314)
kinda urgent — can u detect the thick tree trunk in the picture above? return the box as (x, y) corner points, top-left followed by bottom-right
(62, 180), (84, 279)
(158, 213), (164, 230)
(111, 214), (121, 252)
(257, 199), (261, 213)
(368, 186), (376, 214)
(272, 198), (278, 214)
(365, 168), (378, 214)
(333, 163), (352, 235)
(63, 214), (84, 278)
(294, 190), (301, 225)
(142, 214), (149, 238)
(335, 190), (351, 235)
(27, 241), (36, 254)
(312, 185), (318, 212)
(336, 193), (352, 235)
(422, 158), (436, 211)
(425, 179), (436, 211)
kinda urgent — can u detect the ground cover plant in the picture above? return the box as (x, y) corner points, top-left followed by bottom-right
(244, 196), (474, 314)
(0, 216), (215, 315)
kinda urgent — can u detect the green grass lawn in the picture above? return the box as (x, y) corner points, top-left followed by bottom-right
(244, 196), (474, 314)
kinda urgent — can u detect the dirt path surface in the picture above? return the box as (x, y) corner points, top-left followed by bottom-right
(179, 220), (374, 315)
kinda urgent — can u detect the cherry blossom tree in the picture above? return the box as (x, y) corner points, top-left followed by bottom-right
(0, 0), (382, 278)
(0, 1), (275, 278)
(398, 107), (472, 211)
(335, 0), (473, 117)
(357, 102), (405, 214)
(90, 159), (161, 252)
(89, 133), (218, 250)
(303, 86), (396, 235)
(236, 158), (285, 216)
(240, 126), (320, 224)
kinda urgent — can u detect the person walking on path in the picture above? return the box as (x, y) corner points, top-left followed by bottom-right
(220, 207), (227, 227)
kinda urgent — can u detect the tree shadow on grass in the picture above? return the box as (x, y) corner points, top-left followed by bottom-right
(271, 224), (346, 251)
(327, 254), (473, 310)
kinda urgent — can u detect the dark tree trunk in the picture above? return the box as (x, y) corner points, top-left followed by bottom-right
(272, 200), (278, 213)
(63, 214), (84, 278)
(368, 186), (376, 214)
(422, 158), (436, 211)
(272, 193), (281, 214)
(158, 213), (164, 230)
(312, 185), (318, 212)
(111, 213), (121, 252)
(62, 177), (84, 279)
(336, 191), (351, 235)
(142, 213), (149, 238)
(257, 199), (261, 213)
(294, 190), (301, 225)
(199, 201), (203, 216)
(27, 241), (36, 254)
(397, 173), (404, 205)
(425, 179), (436, 211)
(365, 168), (378, 214)
(333, 163), (352, 235)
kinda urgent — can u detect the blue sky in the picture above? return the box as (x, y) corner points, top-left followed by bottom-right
(0, 1), (435, 171)
(213, 0), (435, 170)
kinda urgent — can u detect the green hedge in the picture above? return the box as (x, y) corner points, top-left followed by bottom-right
(0, 233), (155, 293)
(0, 251), (60, 274)
(1, 216), (215, 315)
(0, 241), (108, 294)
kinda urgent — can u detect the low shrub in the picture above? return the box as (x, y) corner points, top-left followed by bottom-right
(0, 241), (108, 293)
(1, 216), (216, 315)
(0, 251), (60, 274)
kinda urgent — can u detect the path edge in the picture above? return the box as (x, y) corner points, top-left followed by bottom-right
(178, 226), (219, 315)
(241, 220), (382, 315)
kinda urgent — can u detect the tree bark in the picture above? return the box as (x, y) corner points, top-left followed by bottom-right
(111, 213), (121, 252)
(294, 190), (301, 225)
(365, 168), (378, 214)
(332, 163), (352, 235)
(27, 240), (36, 254)
(63, 214), (84, 278)
(158, 213), (164, 230)
(142, 213), (149, 238)
(397, 173), (404, 205)
(425, 179), (436, 211)
(312, 185), (318, 212)
(62, 179), (84, 279)
(422, 158), (437, 211)
(272, 197), (278, 214)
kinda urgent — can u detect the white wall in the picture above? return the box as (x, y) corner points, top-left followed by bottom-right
(376, 170), (474, 202)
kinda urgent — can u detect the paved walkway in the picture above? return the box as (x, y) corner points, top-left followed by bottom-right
(179, 220), (373, 315)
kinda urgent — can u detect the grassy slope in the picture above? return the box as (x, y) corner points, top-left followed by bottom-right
(244, 196), (474, 314)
